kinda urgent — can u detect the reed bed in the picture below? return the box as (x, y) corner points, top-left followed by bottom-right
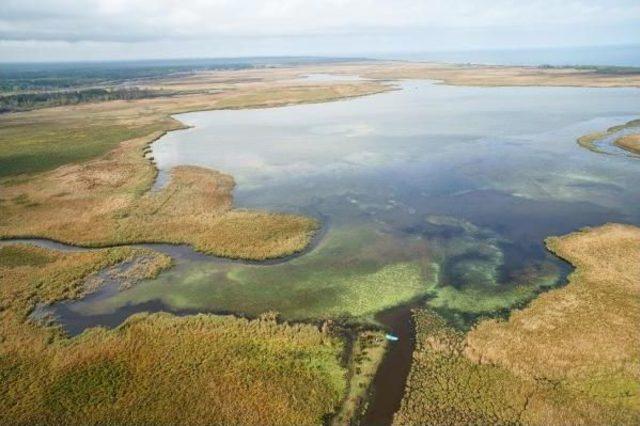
(395, 224), (640, 425)
(0, 244), (348, 425)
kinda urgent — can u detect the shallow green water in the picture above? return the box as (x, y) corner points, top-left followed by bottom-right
(57, 80), (640, 328)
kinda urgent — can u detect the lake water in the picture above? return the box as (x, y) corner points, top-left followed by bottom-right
(54, 80), (640, 329)
(41, 78), (640, 423)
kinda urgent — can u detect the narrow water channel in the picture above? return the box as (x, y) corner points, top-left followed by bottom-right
(361, 303), (417, 425)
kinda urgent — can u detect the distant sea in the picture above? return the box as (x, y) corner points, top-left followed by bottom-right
(380, 45), (640, 67)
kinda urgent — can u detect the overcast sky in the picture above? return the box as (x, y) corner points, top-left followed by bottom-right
(1, 0), (639, 62)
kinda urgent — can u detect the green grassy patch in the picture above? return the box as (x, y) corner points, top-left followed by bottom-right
(0, 245), (54, 267)
(45, 359), (130, 412)
(394, 310), (531, 425)
(0, 121), (162, 177)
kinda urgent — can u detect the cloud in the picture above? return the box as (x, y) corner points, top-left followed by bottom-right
(1, 0), (639, 43)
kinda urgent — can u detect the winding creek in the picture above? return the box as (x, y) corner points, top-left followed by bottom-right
(5, 79), (640, 424)
(592, 126), (640, 158)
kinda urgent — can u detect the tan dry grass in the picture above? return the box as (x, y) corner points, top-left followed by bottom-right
(107, 61), (640, 93)
(355, 62), (640, 88)
(615, 134), (640, 154)
(576, 118), (640, 155)
(466, 223), (640, 386)
(395, 224), (640, 425)
(577, 130), (609, 153)
(0, 131), (317, 259)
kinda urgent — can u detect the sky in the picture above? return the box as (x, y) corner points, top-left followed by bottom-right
(1, 0), (639, 62)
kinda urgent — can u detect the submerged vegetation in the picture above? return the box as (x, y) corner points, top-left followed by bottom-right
(0, 244), (351, 425)
(91, 216), (565, 325)
(395, 224), (640, 425)
(419, 216), (563, 323)
(80, 226), (435, 321)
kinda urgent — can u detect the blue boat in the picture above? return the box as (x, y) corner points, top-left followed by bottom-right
(385, 333), (399, 341)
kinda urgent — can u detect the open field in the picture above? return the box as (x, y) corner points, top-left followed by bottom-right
(0, 244), (356, 425)
(395, 224), (640, 425)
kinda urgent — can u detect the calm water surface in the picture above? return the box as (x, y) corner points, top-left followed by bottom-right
(45, 79), (640, 424)
(56, 80), (640, 325)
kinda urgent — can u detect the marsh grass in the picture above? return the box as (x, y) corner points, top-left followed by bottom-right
(45, 359), (131, 412)
(466, 224), (640, 414)
(0, 244), (349, 425)
(394, 310), (533, 425)
(0, 245), (54, 267)
(359, 62), (640, 88)
(332, 331), (387, 425)
(395, 224), (640, 425)
(0, 133), (317, 260)
(577, 130), (609, 153)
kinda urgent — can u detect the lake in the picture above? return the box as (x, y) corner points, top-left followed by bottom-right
(39, 78), (640, 423)
(52, 79), (640, 327)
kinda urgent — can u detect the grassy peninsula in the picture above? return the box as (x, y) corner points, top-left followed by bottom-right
(0, 70), (391, 259)
(577, 118), (640, 154)
(395, 224), (640, 425)
(615, 134), (640, 154)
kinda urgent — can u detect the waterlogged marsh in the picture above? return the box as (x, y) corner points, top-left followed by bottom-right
(55, 80), (640, 329)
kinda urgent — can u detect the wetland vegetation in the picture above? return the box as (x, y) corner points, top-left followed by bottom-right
(0, 244), (352, 425)
(395, 224), (640, 425)
(2, 61), (640, 425)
